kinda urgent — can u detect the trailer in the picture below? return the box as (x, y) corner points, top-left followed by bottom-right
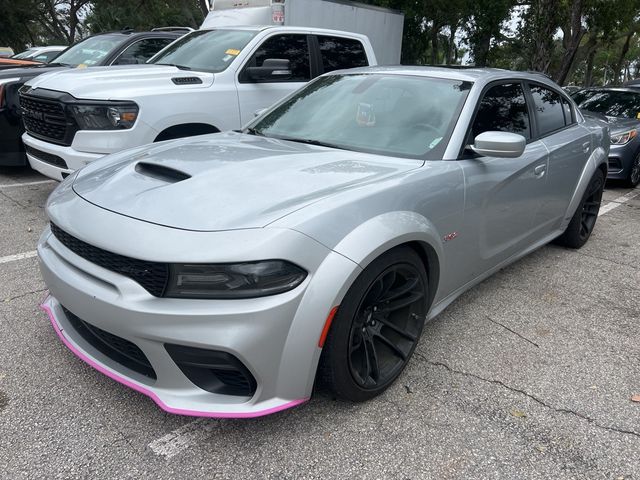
(202, 0), (404, 65)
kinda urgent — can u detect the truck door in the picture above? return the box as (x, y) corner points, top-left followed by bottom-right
(236, 33), (312, 126)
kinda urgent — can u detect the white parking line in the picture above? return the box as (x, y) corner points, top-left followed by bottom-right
(0, 251), (38, 265)
(0, 180), (56, 189)
(598, 190), (640, 217)
(148, 418), (215, 458)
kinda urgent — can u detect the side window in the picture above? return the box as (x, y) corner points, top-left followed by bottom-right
(530, 85), (566, 136)
(317, 36), (368, 73)
(471, 83), (531, 141)
(113, 38), (174, 65)
(244, 34), (310, 82)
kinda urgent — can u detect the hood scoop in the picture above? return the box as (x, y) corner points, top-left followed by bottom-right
(135, 162), (191, 183)
(172, 76), (203, 85)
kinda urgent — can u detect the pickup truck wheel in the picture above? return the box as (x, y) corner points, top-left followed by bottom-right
(319, 246), (428, 402)
(555, 169), (604, 249)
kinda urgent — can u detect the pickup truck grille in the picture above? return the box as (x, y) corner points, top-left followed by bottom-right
(20, 93), (76, 146)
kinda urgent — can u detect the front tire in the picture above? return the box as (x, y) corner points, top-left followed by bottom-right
(555, 169), (604, 249)
(626, 152), (640, 188)
(319, 246), (428, 402)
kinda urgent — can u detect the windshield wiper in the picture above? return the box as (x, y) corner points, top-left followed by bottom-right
(155, 63), (191, 70)
(274, 136), (343, 150)
(245, 127), (264, 136)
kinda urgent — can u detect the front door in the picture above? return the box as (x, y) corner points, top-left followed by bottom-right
(236, 33), (312, 126)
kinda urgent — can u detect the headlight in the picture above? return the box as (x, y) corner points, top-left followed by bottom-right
(611, 129), (637, 145)
(69, 103), (138, 130)
(165, 260), (307, 299)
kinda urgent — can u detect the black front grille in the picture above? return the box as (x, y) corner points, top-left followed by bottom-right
(608, 157), (622, 170)
(24, 145), (68, 168)
(62, 306), (156, 379)
(50, 223), (170, 297)
(20, 94), (72, 145)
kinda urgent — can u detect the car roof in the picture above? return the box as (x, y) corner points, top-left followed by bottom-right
(323, 65), (558, 85)
(199, 25), (370, 39)
(577, 86), (640, 94)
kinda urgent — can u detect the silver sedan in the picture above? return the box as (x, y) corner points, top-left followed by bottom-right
(38, 67), (609, 417)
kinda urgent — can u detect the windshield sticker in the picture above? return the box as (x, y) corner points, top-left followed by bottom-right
(225, 49), (241, 56)
(356, 103), (376, 127)
(637, 112), (640, 119)
(429, 137), (442, 149)
(76, 63), (88, 68)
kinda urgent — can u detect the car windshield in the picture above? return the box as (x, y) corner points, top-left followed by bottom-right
(572, 89), (640, 119)
(249, 74), (472, 159)
(149, 29), (257, 73)
(52, 34), (125, 66)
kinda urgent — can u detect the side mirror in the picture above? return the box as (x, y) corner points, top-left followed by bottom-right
(470, 131), (526, 158)
(246, 59), (292, 81)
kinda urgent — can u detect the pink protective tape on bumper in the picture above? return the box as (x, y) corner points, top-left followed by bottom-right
(40, 299), (308, 418)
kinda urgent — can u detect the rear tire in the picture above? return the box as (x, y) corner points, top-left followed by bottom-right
(555, 169), (604, 249)
(318, 246), (428, 402)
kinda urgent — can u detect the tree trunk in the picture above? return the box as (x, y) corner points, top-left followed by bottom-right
(430, 23), (440, 64)
(611, 31), (635, 85)
(446, 24), (457, 64)
(198, 0), (209, 17)
(583, 35), (598, 87)
(527, 0), (559, 73)
(554, 0), (585, 86)
(472, 33), (491, 67)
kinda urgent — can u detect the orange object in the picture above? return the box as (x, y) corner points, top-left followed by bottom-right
(318, 306), (339, 347)
(0, 58), (41, 67)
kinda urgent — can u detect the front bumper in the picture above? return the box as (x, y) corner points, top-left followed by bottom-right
(23, 134), (101, 181)
(37, 191), (361, 416)
(607, 143), (638, 181)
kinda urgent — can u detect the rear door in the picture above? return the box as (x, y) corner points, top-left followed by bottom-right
(457, 81), (550, 278)
(526, 82), (590, 228)
(236, 33), (312, 125)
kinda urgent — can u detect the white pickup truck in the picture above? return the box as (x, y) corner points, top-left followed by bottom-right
(20, 25), (377, 180)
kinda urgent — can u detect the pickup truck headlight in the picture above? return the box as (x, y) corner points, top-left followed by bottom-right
(165, 260), (307, 299)
(69, 103), (139, 130)
(610, 129), (637, 145)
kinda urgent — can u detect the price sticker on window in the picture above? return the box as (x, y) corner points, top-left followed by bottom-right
(225, 49), (241, 56)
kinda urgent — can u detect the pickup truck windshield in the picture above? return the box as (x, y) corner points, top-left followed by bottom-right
(250, 74), (472, 159)
(52, 34), (125, 66)
(150, 29), (257, 73)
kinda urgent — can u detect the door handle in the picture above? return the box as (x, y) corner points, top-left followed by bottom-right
(582, 141), (590, 153)
(534, 164), (546, 177)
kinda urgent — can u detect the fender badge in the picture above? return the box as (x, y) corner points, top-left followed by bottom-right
(443, 232), (458, 242)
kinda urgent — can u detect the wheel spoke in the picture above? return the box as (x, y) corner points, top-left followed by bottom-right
(363, 332), (380, 382)
(374, 315), (418, 341)
(380, 276), (419, 302)
(378, 270), (397, 299)
(374, 332), (407, 361)
(382, 291), (424, 312)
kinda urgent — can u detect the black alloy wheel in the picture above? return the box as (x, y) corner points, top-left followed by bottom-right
(555, 169), (604, 249)
(348, 264), (426, 389)
(318, 246), (428, 401)
(628, 153), (640, 188)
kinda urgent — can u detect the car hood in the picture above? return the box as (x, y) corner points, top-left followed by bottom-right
(606, 116), (640, 135)
(72, 132), (422, 232)
(0, 65), (68, 80)
(25, 64), (214, 98)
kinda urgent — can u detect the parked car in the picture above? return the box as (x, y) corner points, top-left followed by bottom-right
(39, 67), (608, 417)
(0, 47), (14, 58)
(572, 87), (640, 186)
(0, 30), (186, 167)
(12, 46), (66, 63)
(21, 26), (377, 180)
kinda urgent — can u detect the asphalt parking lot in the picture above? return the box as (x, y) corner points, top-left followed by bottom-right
(0, 166), (638, 479)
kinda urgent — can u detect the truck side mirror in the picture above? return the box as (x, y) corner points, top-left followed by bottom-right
(246, 59), (292, 82)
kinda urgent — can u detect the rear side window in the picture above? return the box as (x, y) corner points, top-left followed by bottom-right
(530, 85), (566, 136)
(246, 34), (310, 82)
(114, 38), (175, 65)
(317, 36), (368, 73)
(471, 83), (531, 140)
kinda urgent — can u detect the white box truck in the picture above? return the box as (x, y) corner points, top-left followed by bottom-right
(21, 0), (404, 181)
(203, 0), (404, 65)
